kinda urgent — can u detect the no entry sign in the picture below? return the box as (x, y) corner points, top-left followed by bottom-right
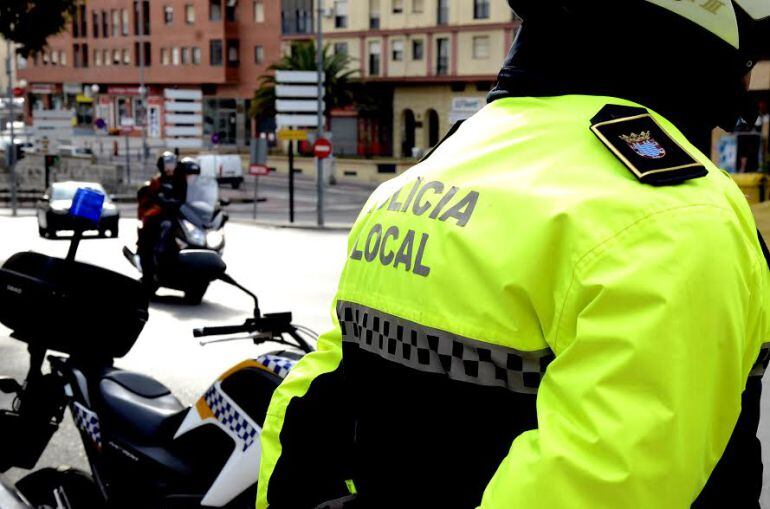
(313, 138), (332, 159)
(249, 164), (270, 176)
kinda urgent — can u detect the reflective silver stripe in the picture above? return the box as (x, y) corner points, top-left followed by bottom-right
(336, 301), (554, 394)
(750, 343), (770, 378)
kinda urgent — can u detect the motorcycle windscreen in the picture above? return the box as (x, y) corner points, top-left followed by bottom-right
(186, 173), (219, 224)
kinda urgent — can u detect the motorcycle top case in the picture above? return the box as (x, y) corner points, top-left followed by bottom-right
(0, 251), (149, 358)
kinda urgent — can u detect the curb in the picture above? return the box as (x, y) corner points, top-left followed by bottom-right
(229, 217), (352, 232)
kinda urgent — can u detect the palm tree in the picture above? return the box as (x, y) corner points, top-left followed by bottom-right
(250, 41), (358, 127)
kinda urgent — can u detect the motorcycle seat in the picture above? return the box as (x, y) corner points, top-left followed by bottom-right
(98, 370), (185, 442)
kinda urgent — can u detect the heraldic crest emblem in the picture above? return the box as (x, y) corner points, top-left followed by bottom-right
(619, 131), (667, 159)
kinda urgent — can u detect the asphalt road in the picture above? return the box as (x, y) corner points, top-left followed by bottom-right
(0, 211), (768, 507)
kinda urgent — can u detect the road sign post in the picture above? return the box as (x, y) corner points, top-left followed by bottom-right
(276, 70), (326, 225)
(249, 164), (269, 219)
(316, 1), (325, 227)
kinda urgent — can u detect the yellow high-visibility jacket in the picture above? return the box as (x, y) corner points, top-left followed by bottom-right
(257, 95), (770, 509)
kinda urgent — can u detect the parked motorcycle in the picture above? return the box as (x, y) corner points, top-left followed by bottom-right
(124, 160), (230, 304)
(0, 188), (316, 508)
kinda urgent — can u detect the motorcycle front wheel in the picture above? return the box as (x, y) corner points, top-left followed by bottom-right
(16, 467), (104, 509)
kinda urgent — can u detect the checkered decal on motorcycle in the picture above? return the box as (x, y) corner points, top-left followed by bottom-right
(256, 354), (297, 379)
(72, 401), (102, 449)
(336, 301), (555, 394)
(204, 384), (258, 452)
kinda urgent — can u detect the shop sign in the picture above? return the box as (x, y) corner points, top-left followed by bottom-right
(29, 84), (60, 95)
(63, 83), (82, 95)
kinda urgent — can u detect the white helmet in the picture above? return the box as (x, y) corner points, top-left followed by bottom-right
(508, 1), (770, 57)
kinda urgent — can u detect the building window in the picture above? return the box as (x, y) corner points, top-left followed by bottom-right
(61, 51), (67, 66)
(123, 48), (131, 64)
(369, 0), (380, 28)
(210, 0), (222, 21)
(227, 39), (239, 66)
(172, 47), (180, 65)
(472, 35), (490, 59)
(185, 4), (196, 23)
(102, 11), (109, 38)
(392, 0), (403, 14)
(104, 49), (111, 66)
(334, 42), (348, 56)
(92, 11), (99, 37)
(437, 0), (448, 24)
(368, 40), (381, 76)
(192, 46), (201, 64)
(210, 39), (223, 65)
(334, 0), (348, 28)
(182, 47), (190, 64)
(436, 37), (449, 75)
(135, 41), (152, 65)
(122, 9), (129, 35)
(226, 0), (237, 21)
(254, 45), (264, 64)
(134, 1), (150, 35)
(79, 4), (87, 36)
(161, 48), (170, 65)
(473, 0), (490, 19)
(51, 51), (59, 66)
(44, 50), (51, 66)
(413, 0), (424, 13)
(254, 1), (264, 22)
(412, 39), (424, 60)
(164, 6), (174, 24)
(392, 39), (404, 61)
(112, 10), (120, 36)
(95, 49), (102, 66)
(113, 49), (121, 65)
(281, 0), (314, 35)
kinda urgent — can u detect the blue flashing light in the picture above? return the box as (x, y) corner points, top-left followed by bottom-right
(69, 188), (105, 223)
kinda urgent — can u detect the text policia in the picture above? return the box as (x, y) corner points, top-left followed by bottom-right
(350, 177), (479, 278)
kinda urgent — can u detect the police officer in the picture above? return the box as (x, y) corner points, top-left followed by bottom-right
(257, 2), (770, 507)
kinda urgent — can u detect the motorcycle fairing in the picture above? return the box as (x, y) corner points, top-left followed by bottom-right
(175, 370), (263, 506)
(174, 356), (299, 507)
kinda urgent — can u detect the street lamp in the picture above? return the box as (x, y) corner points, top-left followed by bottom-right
(91, 84), (100, 94)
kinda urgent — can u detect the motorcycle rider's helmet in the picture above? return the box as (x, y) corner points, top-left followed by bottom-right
(157, 151), (178, 175)
(179, 157), (201, 175)
(507, 1), (770, 57)
(505, 0), (770, 128)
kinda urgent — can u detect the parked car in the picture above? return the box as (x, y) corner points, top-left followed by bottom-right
(37, 181), (120, 238)
(197, 154), (245, 189)
(57, 145), (95, 159)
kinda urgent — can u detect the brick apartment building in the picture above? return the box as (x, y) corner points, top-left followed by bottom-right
(282, 0), (518, 157)
(18, 0), (281, 148)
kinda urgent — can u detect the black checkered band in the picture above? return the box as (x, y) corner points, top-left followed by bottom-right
(750, 343), (770, 378)
(336, 301), (554, 394)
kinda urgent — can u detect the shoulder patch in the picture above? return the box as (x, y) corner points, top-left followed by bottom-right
(590, 104), (707, 186)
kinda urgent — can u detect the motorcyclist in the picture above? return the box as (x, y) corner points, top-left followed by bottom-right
(136, 151), (187, 293)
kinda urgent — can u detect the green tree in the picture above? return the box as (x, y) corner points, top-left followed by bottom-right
(0, 0), (77, 57)
(250, 41), (358, 126)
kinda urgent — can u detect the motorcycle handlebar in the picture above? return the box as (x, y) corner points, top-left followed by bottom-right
(193, 324), (251, 338)
(193, 312), (295, 338)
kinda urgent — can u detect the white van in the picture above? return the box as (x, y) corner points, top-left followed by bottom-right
(196, 154), (244, 189)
